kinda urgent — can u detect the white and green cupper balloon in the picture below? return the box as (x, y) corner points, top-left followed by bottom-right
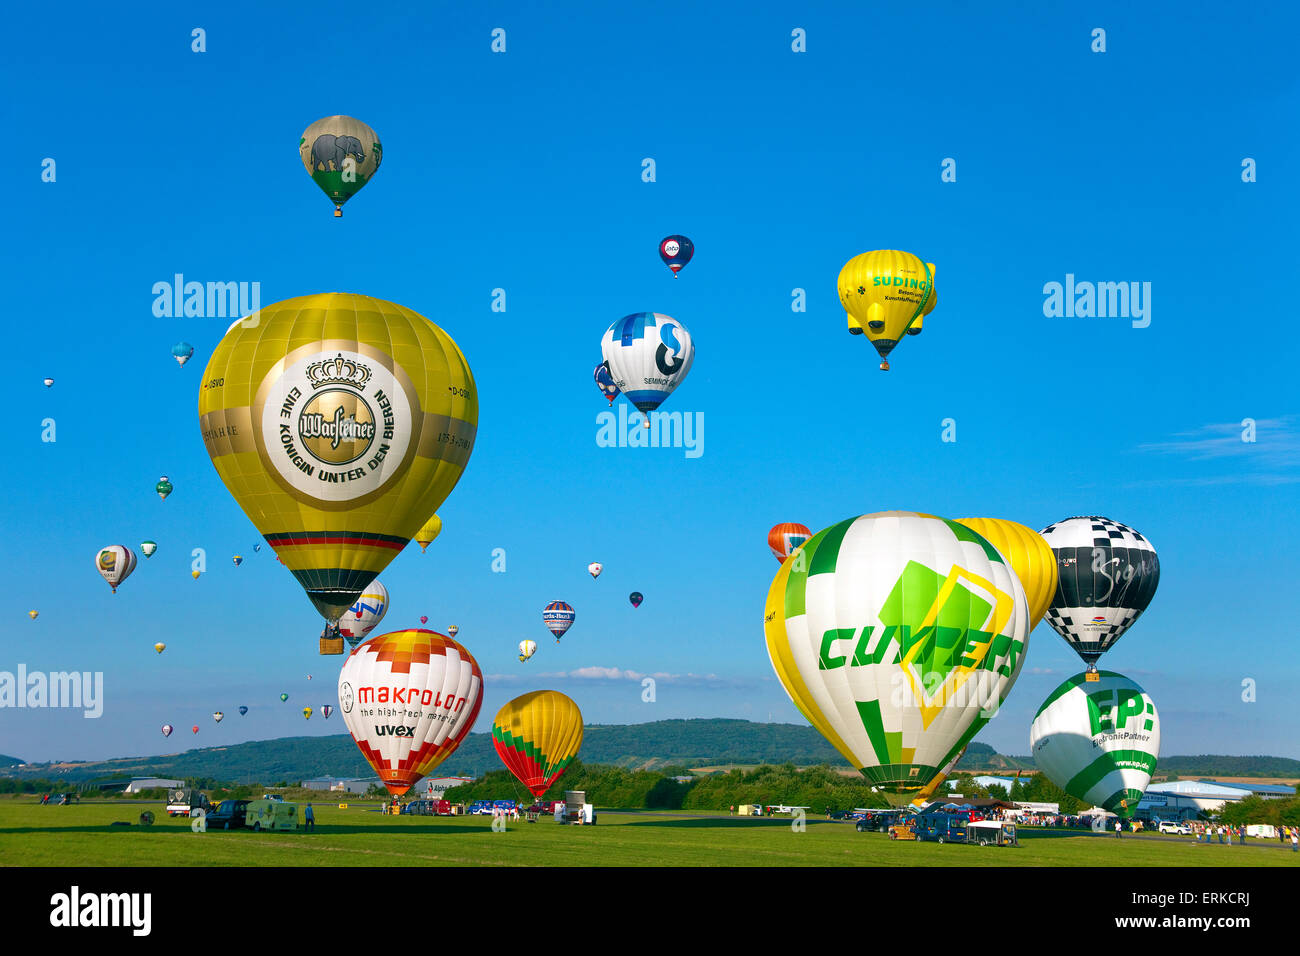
(765, 511), (1031, 793)
(1029, 670), (1160, 817)
(299, 116), (383, 216)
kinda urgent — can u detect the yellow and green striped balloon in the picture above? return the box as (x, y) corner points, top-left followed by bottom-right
(765, 511), (1030, 792)
(955, 517), (1058, 630)
(198, 293), (477, 637)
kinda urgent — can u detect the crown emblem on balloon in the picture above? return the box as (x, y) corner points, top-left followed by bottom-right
(307, 354), (372, 390)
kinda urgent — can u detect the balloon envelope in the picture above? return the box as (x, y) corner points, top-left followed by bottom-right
(593, 363), (619, 405)
(197, 293), (477, 632)
(339, 628), (484, 796)
(587, 562), (602, 579)
(95, 546), (137, 593)
(658, 235), (694, 275)
(321, 704), (333, 719)
(629, 592), (643, 608)
(339, 580), (389, 648)
(161, 724), (173, 737)
(154, 643), (165, 654)
(955, 518), (1058, 631)
(447, 625), (459, 637)
(1039, 516), (1159, 667)
(239, 706), (248, 716)
(492, 691), (584, 798)
(303, 707), (313, 719)
(28, 610), (38, 620)
(837, 250), (935, 369)
(415, 514), (442, 553)
(156, 476), (173, 500)
(765, 511), (1030, 792)
(768, 522), (812, 562)
(1030, 671), (1160, 818)
(172, 342), (194, 367)
(600, 313), (694, 421)
(213, 711), (224, 723)
(518, 639), (537, 661)
(140, 541), (157, 558)
(43, 378), (54, 387)
(543, 601), (575, 640)
(299, 115), (383, 215)
(280, 693), (288, 702)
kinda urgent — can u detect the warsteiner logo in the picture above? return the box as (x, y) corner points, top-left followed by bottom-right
(258, 349), (413, 503)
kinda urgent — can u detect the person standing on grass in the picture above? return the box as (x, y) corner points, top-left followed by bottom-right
(304, 803), (315, 831)
(1115, 819), (1122, 837)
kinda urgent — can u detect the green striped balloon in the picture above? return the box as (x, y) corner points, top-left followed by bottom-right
(1029, 671), (1160, 817)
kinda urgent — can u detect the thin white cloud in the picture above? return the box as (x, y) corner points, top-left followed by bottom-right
(1137, 416), (1300, 465)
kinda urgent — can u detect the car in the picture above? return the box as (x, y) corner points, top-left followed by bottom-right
(526, 800), (559, 814)
(206, 799), (250, 830)
(1158, 821), (1192, 835)
(244, 799), (299, 831)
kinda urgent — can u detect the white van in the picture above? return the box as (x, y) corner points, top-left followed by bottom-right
(244, 799), (299, 831)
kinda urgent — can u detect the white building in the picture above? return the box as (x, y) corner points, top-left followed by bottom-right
(123, 778), (185, 793)
(412, 777), (474, 798)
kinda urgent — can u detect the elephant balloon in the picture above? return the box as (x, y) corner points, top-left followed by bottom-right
(299, 116), (383, 216)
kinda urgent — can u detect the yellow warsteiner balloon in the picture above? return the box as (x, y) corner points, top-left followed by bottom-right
(837, 250), (936, 370)
(415, 514), (442, 553)
(955, 518), (1058, 630)
(198, 293), (478, 646)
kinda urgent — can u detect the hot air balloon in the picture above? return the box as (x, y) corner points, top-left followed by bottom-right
(600, 313), (694, 428)
(191, 726), (199, 734)
(321, 704), (333, 719)
(307, 674), (313, 680)
(232, 555), (243, 567)
(155, 476), (173, 500)
(587, 562), (602, 579)
(154, 643), (165, 654)
(191, 570), (200, 580)
(518, 639), (537, 662)
(768, 522), (812, 563)
(419, 615), (428, 625)
(213, 711), (224, 723)
(447, 625), (459, 638)
(339, 579), (388, 648)
(658, 235), (694, 275)
(629, 592), (643, 608)
(198, 293), (477, 655)
(543, 601), (575, 642)
(837, 250), (936, 370)
(239, 706), (248, 716)
(339, 628), (484, 795)
(172, 342), (194, 367)
(415, 514), (443, 554)
(28, 610), (37, 620)
(303, 707), (313, 720)
(593, 362), (620, 406)
(300, 116), (383, 216)
(1039, 517), (1159, 678)
(161, 724), (173, 737)
(1030, 671), (1160, 817)
(765, 511), (1030, 792)
(141, 541), (157, 558)
(280, 693), (289, 702)
(492, 691), (584, 798)
(955, 518), (1058, 631)
(95, 546), (137, 593)
(43, 377), (54, 388)
(905, 288), (938, 336)
(254, 544), (261, 552)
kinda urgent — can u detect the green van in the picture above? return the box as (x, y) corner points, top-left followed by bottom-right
(244, 799), (299, 832)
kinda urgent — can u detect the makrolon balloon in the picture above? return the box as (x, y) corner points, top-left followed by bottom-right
(300, 115), (382, 216)
(1039, 516), (1159, 671)
(837, 250), (935, 370)
(338, 579), (388, 648)
(600, 312), (694, 426)
(768, 522), (812, 563)
(1029, 670), (1160, 817)
(492, 691), (584, 798)
(95, 545), (137, 593)
(339, 628), (484, 796)
(955, 518), (1058, 631)
(543, 601), (575, 641)
(415, 514), (442, 553)
(198, 293), (477, 650)
(764, 511), (1030, 792)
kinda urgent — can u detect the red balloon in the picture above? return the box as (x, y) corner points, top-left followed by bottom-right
(767, 522), (812, 562)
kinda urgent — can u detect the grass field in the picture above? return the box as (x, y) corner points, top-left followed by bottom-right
(2, 799), (1296, 867)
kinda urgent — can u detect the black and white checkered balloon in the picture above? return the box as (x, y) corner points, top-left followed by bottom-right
(1039, 516), (1160, 666)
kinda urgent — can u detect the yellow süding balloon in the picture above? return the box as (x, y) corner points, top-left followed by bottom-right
(837, 250), (936, 370)
(955, 518), (1058, 631)
(198, 293), (478, 650)
(415, 514), (443, 553)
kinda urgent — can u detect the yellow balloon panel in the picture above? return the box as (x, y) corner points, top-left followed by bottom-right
(837, 250), (935, 360)
(198, 294), (477, 623)
(955, 518), (1058, 630)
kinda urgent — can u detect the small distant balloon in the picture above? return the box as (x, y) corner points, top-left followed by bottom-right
(172, 342), (194, 367)
(28, 610), (38, 620)
(156, 476), (173, 501)
(254, 544), (261, 552)
(768, 523), (812, 563)
(321, 704), (333, 719)
(95, 545), (138, 594)
(594, 363), (620, 405)
(659, 235), (694, 275)
(161, 724), (173, 737)
(154, 643), (165, 654)
(629, 592), (644, 608)
(191, 570), (200, 580)
(307, 675), (313, 681)
(303, 707), (313, 720)
(447, 625), (459, 637)
(420, 615), (428, 625)
(191, 726), (199, 734)
(543, 601), (575, 642)
(239, 706), (248, 716)
(587, 562), (603, 579)
(141, 541), (157, 559)
(43, 377), (54, 388)
(232, 555), (243, 566)
(213, 711), (224, 723)
(280, 693), (289, 702)
(518, 639), (537, 662)
(415, 514), (443, 554)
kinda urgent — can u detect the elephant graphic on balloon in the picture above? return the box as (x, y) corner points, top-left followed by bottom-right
(310, 134), (368, 173)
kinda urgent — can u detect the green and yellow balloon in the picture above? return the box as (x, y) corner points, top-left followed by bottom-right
(299, 116), (383, 216)
(198, 293), (477, 652)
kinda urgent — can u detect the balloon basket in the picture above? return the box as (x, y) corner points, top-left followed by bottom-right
(333, 207), (342, 218)
(1085, 670), (1100, 682)
(319, 637), (345, 655)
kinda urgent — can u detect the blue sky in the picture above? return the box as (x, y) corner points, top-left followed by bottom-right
(4, 2), (1299, 764)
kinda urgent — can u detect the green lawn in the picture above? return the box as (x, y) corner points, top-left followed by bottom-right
(1, 800), (1294, 867)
